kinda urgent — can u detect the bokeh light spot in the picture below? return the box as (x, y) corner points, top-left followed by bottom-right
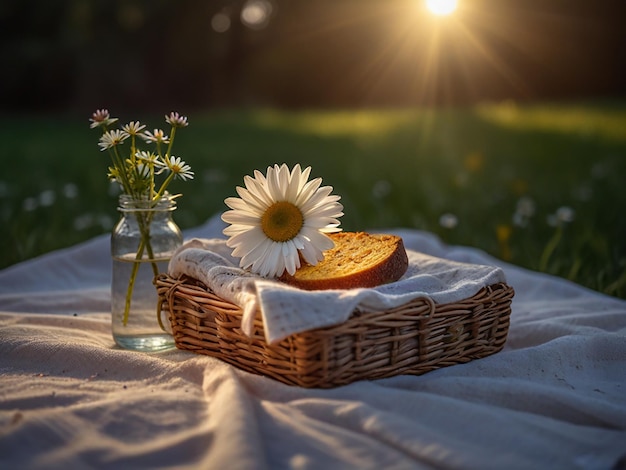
(241, 0), (273, 30)
(211, 12), (231, 33)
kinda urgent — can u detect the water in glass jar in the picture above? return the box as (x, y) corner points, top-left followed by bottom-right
(111, 255), (175, 352)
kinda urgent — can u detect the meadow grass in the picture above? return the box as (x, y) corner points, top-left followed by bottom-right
(2, 101), (625, 298)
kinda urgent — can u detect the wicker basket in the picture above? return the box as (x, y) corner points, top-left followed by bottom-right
(156, 274), (514, 388)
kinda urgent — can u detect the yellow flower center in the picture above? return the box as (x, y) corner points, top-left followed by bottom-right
(261, 201), (303, 242)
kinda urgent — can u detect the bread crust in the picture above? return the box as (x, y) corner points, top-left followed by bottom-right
(279, 232), (408, 290)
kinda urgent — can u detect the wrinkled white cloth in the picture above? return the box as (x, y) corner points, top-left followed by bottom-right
(168, 238), (507, 344)
(1, 214), (625, 470)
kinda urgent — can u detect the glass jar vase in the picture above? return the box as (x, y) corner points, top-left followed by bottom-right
(110, 194), (182, 352)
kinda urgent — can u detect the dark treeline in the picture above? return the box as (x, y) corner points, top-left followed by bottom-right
(1, 0), (624, 114)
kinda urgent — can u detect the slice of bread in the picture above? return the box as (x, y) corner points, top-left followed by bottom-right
(280, 232), (408, 290)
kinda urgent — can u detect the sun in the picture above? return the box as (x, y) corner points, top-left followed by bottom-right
(425, 0), (458, 16)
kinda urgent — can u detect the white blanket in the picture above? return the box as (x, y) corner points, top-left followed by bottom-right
(1, 215), (625, 470)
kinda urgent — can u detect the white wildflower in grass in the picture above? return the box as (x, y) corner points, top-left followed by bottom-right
(541, 206), (576, 271)
(547, 206), (576, 227)
(516, 196), (536, 218)
(222, 164), (343, 278)
(439, 213), (458, 229)
(98, 129), (129, 151)
(513, 196), (536, 227)
(63, 183), (78, 199)
(89, 109), (118, 129)
(38, 189), (56, 207)
(556, 206), (575, 223)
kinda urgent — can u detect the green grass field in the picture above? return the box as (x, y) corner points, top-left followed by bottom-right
(2, 101), (625, 298)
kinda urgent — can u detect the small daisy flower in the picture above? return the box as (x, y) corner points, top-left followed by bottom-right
(556, 206), (575, 223)
(142, 129), (170, 144)
(98, 129), (129, 151)
(122, 121), (146, 136)
(547, 206), (576, 227)
(162, 155), (194, 181)
(515, 196), (536, 218)
(439, 213), (458, 229)
(513, 196), (536, 227)
(89, 109), (118, 129)
(165, 112), (189, 128)
(135, 150), (161, 165)
(221, 164), (344, 278)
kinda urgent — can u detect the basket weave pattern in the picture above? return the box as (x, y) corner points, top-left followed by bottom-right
(156, 274), (514, 388)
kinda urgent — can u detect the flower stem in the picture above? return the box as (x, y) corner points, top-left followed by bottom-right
(123, 237), (145, 326)
(153, 172), (175, 202)
(539, 225), (563, 273)
(165, 126), (176, 157)
(122, 209), (159, 326)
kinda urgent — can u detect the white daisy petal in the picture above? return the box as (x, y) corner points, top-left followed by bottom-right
(285, 164), (301, 202)
(236, 186), (268, 213)
(266, 165), (283, 201)
(245, 174), (273, 206)
(240, 237), (273, 270)
(221, 210), (262, 226)
(280, 164), (292, 200)
(301, 227), (335, 251)
(304, 216), (343, 229)
(223, 225), (251, 238)
(283, 240), (300, 275)
(320, 223), (342, 233)
(256, 241), (281, 277)
(299, 185), (334, 214)
(295, 177), (323, 206)
(297, 166), (312, 193)
(224, 196), (264, 215)
(299, 239), (325, 265)
(229, 227), (267, 257)
(303, 201), (344, 219)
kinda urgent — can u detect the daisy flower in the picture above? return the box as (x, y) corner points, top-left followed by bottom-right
(89, 109), (118, 129)
(221, 164), (343, 278)
(122, 121), (146, 135)
(142, 129), (170, 144)
(98, 129), (129, 151)
(161, 155), (194, 181)
(165, 112), (189, 128)
(136, 150), (162, 167)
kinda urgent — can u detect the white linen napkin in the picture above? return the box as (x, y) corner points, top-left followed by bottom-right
(168, 238), (507, 344)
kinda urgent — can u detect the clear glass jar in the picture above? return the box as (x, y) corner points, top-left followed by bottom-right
(110, 194), (182, 352)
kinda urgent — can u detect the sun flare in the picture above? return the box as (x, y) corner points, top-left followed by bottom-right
(425, 0), (458, 16)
